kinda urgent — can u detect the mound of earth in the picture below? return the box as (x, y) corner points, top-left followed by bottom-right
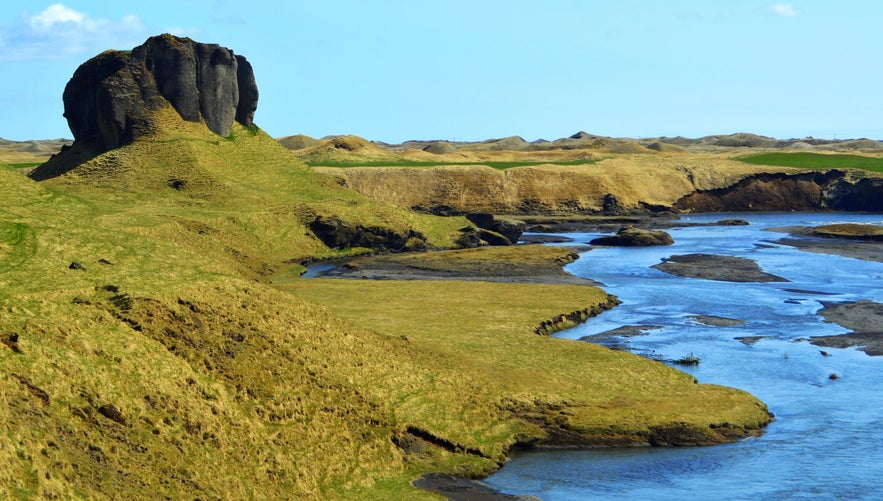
(472, 136), (530, 151)
(610, 141), (655, 154)
(652, 254), (789, 282)
(293, 135), (398, 164)
(835, 139), (883, 150)
(646, 141), (688, 153)
(277, 134), (320, 150)
(590, 226), (674, 247)
(705, 133), (779, 148)
(423, 141), (458, 154)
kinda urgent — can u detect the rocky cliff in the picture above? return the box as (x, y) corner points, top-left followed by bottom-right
(30, 34), (258, 180)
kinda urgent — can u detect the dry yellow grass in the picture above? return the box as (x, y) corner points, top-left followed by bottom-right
(315, 152), (792, 214)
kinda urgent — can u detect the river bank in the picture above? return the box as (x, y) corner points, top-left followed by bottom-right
(485, 212), (883, 500)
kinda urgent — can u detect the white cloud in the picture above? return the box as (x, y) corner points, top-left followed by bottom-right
(28, 4), (85, 30)
(0, 4), (147, 61)
(771, 4), (799, 17)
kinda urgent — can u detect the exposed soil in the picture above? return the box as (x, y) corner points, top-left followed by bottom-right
(811, 300), (883, 356)
(688, 315), (746, 327)
(413, 474), (539, 501)
(582, 325), (663, 339)
(580, 325), (663, 351)
(771, 228), (883, 263)
(307, 248), (603, 286)
(651, 254), (789, 283)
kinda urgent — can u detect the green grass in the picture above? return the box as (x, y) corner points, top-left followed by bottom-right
(8, 162), (42, 170)
(736, 152), (883, 172)
(0, 109), (772, 499)
(306, 159), (600, 170)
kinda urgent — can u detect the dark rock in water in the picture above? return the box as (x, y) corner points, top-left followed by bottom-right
(735, 336), (769, 345)
(31, 34), (258, 180)
(688, 315), (745, 327)
(590, 226), (674, 247)
(672, 353), (701, 366)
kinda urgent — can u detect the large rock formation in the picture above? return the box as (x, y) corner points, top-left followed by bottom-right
(46, 34), (257, 157)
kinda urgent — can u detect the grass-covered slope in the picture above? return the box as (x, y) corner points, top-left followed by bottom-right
(1, 109), (771, 499)
(737, 152), (883, 173)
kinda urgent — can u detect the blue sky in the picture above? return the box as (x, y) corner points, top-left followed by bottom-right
(1, 1), (881, 142)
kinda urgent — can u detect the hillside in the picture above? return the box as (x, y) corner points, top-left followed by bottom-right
(1, 106), (776, 499)
(281, 132), (883, 216)
(2, 35), (774, 499)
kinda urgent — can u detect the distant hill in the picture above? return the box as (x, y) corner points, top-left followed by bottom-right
(279, 131), (883, 157)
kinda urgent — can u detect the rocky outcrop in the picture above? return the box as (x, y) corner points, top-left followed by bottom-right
(465, 213), (526, 245)
(32, 34), (257, 180)
(674, 170), (883, 213)
(590, 226), (674, 247)
(674, 171), (846, 212)
(309, 216), (428, 252)
(823, 177), (883, 211)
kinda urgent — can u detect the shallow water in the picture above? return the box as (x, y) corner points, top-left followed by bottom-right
(486, 213), (883, 500)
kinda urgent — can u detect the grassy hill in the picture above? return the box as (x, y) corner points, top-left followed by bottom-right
(1, 106), (771, 499)
(736, 151), (883, 173)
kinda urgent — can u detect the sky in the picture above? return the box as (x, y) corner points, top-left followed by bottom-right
(1, 1), (882, 142)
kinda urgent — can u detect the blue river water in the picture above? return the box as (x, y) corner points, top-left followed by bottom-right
(485, 213), (883, 501)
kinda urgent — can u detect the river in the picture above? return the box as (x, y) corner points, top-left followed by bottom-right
(485, 213), (883, 500)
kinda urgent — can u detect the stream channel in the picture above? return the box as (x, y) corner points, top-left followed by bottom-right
(485, 213), (883, 500)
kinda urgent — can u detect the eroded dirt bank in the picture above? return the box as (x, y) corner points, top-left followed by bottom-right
(317, 159), (883, 216)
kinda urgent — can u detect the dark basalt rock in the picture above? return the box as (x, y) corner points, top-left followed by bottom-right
(673, 170), (883, 213)
(465, 213), (526, 245)
(30, 34), (258, 180)
(309, 216), (427, 253)
(590, 226), (674, 247)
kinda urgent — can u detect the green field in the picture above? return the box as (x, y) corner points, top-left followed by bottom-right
(736, 152), (883, 172)
(306, 159), (599, 170)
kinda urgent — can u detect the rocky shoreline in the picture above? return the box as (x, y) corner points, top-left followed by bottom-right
(304, 245), (602, 286)
(811, 300), (883, 356)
